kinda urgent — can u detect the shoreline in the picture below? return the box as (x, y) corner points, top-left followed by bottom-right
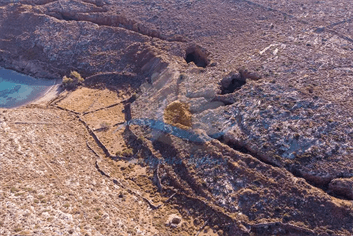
(0, 66), (63, 109)
(28, 78), (63, 107)
(5, 78), (63, 109)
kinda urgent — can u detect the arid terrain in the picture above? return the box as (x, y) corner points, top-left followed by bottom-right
(1, 0), (353, 235)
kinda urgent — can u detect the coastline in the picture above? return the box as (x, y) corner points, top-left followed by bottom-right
(0, 66), (63, 109)
(5, 78), (63, 109)
(29, 78), (63, 106)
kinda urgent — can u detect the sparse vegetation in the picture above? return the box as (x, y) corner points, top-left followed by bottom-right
(115, 148), (134, 157)
(99, 121), (110, 131)
(10, 187), (19, 193)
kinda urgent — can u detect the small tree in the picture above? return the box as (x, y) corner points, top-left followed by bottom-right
(70, 71), (84, 83)
(61, 71), (84, 89)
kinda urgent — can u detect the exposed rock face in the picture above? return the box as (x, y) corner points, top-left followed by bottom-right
(1, 0), (353, 235)
(329, 178), (353, 200)
(0, 1), (175, 80)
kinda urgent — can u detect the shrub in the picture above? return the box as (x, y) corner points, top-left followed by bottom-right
(116, 148), (134, 157)
(61, 71), (84, 89)
(100, 122), (110, 131)
(70, 71), (84, 83)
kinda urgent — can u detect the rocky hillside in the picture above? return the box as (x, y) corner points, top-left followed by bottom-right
(1, 0), (353, 235)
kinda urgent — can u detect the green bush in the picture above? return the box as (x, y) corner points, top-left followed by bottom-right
(116, 148), (134, 157)
(61, 71), (84, 89)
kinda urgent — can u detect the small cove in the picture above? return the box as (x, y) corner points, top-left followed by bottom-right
(0, 68), (56, 108)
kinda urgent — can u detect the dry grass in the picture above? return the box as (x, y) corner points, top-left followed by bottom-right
(163, 100), (192, 130)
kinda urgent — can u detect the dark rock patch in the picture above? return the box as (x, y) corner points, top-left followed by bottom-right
(329, 177), (353, 200)
(220, 71), (246, 94)
(185, 45), (209, 68)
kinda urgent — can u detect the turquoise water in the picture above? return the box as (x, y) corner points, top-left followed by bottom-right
(0, 68), (55, 108)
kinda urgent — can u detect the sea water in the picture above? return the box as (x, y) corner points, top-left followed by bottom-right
(0, 68), (55, 108)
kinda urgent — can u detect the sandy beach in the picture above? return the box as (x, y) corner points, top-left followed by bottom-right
(29, 78), (63, 106)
